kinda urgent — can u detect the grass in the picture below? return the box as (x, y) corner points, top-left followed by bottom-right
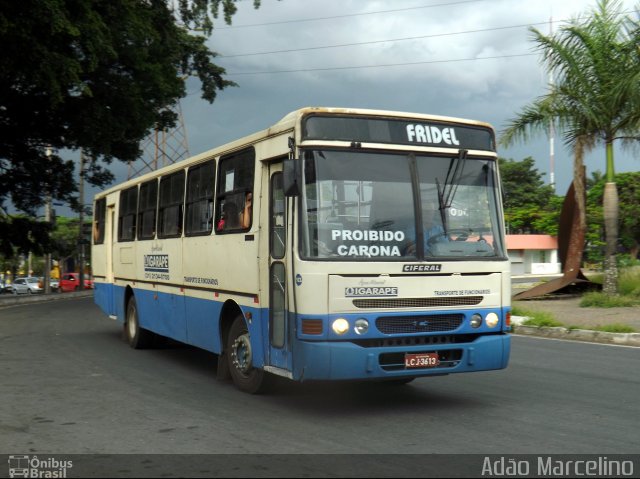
(578, 266), (640, 307)
(511, 304), (637, 333)
(619, 267), (640, 298)
(511, 306), (563, 328)
(579, 291), (639, 307)
(593, 324), (636, 334)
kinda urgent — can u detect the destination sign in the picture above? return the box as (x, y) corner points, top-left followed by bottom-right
(303, 115), (495, 151)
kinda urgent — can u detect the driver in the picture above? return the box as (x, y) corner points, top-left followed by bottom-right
(404, 201), (448, 255)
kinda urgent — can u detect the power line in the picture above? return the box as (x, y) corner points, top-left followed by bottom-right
(214, 0), (490, 29)
(219, 9), (639, 59)
(225, 52), (538, 76)
(220, 21), (550, 58)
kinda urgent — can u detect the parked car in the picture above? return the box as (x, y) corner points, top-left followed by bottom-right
(59, 273), (93, 292)
(9, 277), (43, 294)
(37, 277), (59, 291)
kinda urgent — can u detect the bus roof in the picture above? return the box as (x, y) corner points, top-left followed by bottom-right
(96, 106), (494, 198)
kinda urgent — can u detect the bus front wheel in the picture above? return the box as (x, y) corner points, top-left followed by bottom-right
(125, 296), (154, 349)
(227, 315), (268, 394)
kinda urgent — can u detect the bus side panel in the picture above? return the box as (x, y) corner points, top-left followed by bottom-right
(185, 295), (225, 353)
(94, 282), (115, 317)
(113, 284), (128, 323)
(185, 300), (265, 364)
(149, 287), (187, 343)
(134, 287), (161, 333)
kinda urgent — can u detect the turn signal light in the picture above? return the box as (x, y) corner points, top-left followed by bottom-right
(302, 319), (323, 335)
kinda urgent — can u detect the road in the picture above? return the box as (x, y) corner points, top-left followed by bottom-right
(1, 297), (639, 476)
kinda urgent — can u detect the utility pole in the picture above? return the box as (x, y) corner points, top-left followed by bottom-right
(78, 150), (86, 291)
(43, 146), (53, 294)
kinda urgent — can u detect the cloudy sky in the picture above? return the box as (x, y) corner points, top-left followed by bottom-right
(121, 0), (639, 202)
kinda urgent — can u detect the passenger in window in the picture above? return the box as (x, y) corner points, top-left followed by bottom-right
(93, 221), (100, 243)
(240, 192), (252, 229)
(217, 201), (240, 231)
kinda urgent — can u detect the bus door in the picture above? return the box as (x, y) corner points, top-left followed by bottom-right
(106, 204), (116, 316)
(266, 163), (293, 373)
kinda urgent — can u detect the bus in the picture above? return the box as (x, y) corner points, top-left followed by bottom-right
(91, 107), (511, 393)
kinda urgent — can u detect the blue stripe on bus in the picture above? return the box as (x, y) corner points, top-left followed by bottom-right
(94, 283), (510, 381)
(94, 282), (265, 360)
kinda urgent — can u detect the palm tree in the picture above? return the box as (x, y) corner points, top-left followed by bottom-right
(501, 0), (640, 295)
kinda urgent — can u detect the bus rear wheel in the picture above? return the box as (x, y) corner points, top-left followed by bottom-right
(227, 315), (268, 394)
(125, 296), (154, 349)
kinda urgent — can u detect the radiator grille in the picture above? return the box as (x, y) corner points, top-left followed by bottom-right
(376, 314), (464, 334)
(353, 296), (483, 309)
(353, 334), (479, 348)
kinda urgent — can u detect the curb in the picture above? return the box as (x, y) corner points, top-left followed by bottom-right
(512, 316), (640, 347)
(0, 290), (93, 310)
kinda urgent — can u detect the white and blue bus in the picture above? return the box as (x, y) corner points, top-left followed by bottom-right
(92, 107), (511, 393)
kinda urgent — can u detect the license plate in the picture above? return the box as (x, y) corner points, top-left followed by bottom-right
(404, 352), (440, 369)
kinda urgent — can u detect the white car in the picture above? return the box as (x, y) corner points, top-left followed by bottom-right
(10, 277), (43, 294)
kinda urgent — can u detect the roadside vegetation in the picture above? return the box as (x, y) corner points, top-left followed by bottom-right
(511, 308), (637, 334)
(512, 267), (640, 333)
(581, 266), (640, 307)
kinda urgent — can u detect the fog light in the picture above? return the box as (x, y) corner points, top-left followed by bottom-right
(485, 312), (499, 328)
(354, 318), (369, 335)
(470, 313), (483, 328)
(332, 318), (350, 335)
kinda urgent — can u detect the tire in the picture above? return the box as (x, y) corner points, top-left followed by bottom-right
(227, 315), (269, 394)
(124, 296), (155, 349)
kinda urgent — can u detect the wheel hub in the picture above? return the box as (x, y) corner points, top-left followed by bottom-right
(231, 334), (252, 375)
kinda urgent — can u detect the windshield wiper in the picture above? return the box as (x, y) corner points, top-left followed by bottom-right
(436, 149), (468, 233)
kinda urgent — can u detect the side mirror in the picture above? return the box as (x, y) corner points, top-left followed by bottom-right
(283, 158), (301, 197)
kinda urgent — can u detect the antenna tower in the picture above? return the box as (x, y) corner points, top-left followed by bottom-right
(548, 15), (556, 193)
(128, 102), (190, 179)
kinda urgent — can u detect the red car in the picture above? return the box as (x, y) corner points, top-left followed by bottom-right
(59, 273), (93, 292)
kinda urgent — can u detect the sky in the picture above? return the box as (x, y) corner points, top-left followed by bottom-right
(94, 0), (640, 214)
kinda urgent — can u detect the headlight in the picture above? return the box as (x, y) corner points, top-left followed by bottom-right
(332, 318), (350, 335)
(485, 312), (500, 328)
(470, 313), (483, 328)
(354, 318), (369, 335)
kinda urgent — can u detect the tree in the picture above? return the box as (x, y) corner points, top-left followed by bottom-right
(499, 156), (558, 234)
(499, 156), (554, 210)
(588, 171), (640, 263)
(50, 217), (83, 274)
(500, 0), (640, 294)
(0, 0), (261, 254)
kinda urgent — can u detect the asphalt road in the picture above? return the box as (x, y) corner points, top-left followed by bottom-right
(1, 298), (639, 476)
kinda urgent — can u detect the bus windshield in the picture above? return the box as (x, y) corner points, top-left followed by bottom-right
(300, 150), (505, 260)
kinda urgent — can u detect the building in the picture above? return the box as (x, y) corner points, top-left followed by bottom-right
(506, 234), (560, 276)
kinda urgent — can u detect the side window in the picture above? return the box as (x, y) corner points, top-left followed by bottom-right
(215, 149), (255, 234)
(137, 179), (158, 240)
(118, 185), (138, 242)
(270, 172), (285, 259)
(158, 170), (185, 238)
(185, 160), (215, 236)
(93, 197), (106, 245)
